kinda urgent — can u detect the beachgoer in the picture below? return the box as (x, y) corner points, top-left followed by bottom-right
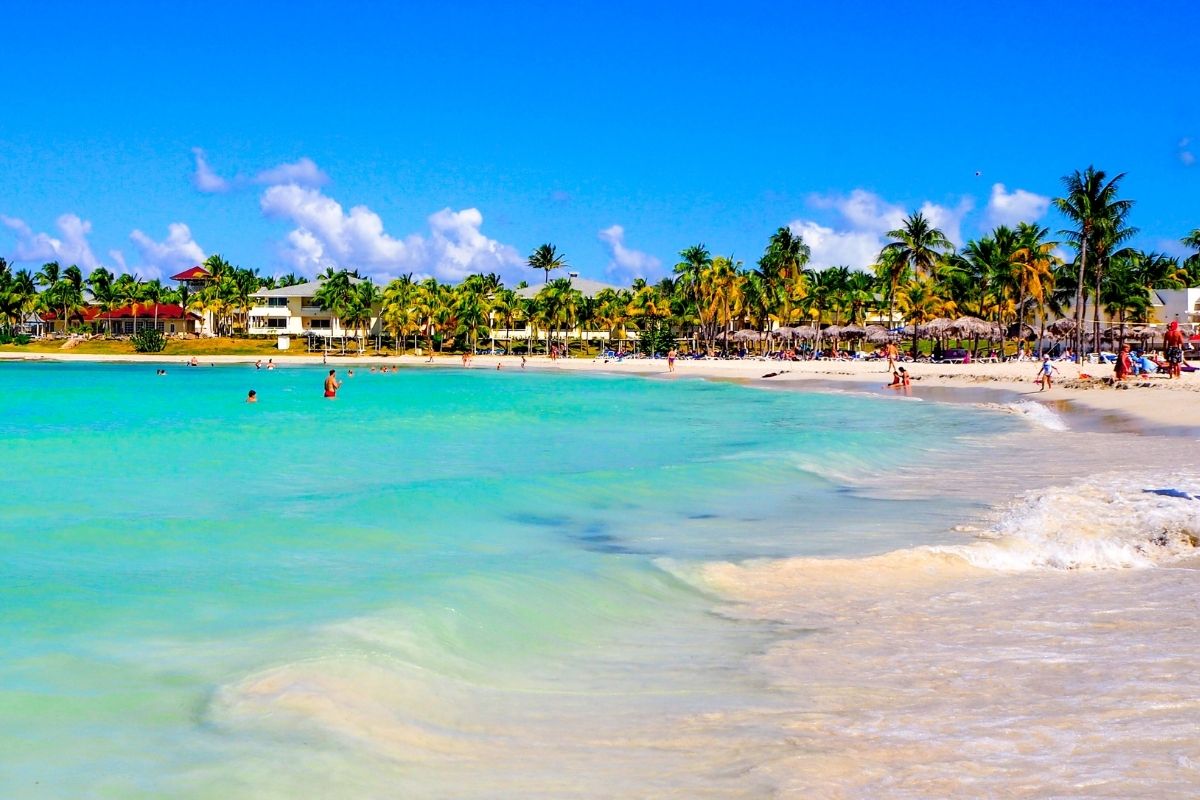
(521, 355), (526, 369)
(255, 359), (262, 370)
(1165, 320), (1185, 379)
(246, 389), (257, 403)
(899, 366), (911, 387)
(347, 369), (354, 378)
(885, 342), (897, 372)
(267, 358), (275, 370)
(667, 348), (677, 373)
(324, 369), (341, 398)
(1115, 344), (1133, 381)
(1035, 356), (1059, 391)
(886, 370), (902, 388)
(189, 356), (199, 367)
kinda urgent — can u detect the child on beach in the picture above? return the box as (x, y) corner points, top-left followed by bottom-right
(1035, 356), (1059, 391)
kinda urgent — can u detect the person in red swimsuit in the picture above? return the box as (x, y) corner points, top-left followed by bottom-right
(324, 369), (341, 398)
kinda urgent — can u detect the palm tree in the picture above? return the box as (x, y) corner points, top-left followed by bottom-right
(1054, 166), (1137, 356)
(1009, 223), (1059, 344)
(528, 243), (568, 284)
(759, 227), (810, 327)
(880, 212), (952, 330)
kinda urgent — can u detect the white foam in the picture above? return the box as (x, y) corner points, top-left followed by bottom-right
(932, 470), (1200, 570)
(981, 400), (1069, 431)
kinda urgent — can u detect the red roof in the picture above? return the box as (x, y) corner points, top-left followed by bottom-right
(41, 307), (102, 322)
(170, 266), (212, 281)
(42, 303), (200, 321)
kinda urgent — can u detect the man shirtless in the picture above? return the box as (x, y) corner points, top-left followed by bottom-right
(324, 369), (341, 398)
(1165, 320), (1185, 379)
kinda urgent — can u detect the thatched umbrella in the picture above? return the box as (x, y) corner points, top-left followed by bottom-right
(1046, 318), (1077, 338)
(732, 329), (763, 342)
(923, 317), (955, 337)
(823, 325), (842, 339)
(774, 326), (798, 340)
(948, 316), (990, 338)
(792, 325), (819, 339)
(838, 325), (867, 339)
(865, 326), (894, 345)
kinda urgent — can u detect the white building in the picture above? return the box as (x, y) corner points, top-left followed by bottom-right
(505, 276), (626, 342)
(247, 279), (381, 341)
(1154, 289), (1200, 326)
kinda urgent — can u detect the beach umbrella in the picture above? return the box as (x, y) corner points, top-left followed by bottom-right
(838, 325), (867, 339)
(922, 317), (954, 336)
(948, 316), (989, 338)
(792, 325), (819, 339)
(732, 329), (763, 342)
(773, 326), (798, 339)
(1046, 318), (1077, 338)
(823, 325), (842, 339)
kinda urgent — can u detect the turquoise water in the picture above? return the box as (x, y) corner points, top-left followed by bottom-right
(0, 363), (1018, 797)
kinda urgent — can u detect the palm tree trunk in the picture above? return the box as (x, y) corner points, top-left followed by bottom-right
(1074, 244), (1087, 357)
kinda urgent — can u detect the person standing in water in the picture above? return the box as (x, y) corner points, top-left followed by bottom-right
(324, 369), (341, 398)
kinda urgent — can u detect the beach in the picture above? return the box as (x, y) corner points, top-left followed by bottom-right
(2, 357), (1199, 797)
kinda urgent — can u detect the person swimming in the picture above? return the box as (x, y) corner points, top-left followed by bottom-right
(246, 389), (258, 403)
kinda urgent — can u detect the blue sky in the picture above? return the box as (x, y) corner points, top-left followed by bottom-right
(2, 0), (1197, 285)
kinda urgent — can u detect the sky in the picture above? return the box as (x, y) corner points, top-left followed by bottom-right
(2, 0), (1198, 286)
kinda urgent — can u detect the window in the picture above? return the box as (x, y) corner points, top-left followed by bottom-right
(267, 297), (288, 307)
(307, 319), (332, 329)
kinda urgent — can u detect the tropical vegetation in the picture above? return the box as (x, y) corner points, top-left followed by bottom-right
(4, 165), (1199, 356)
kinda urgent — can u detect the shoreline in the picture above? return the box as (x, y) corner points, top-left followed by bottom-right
(5, 350), (1199, 434)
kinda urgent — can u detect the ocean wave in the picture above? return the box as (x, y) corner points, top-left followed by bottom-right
(697, 471), (1200, 601)
(977, 400), (1069, 431)
(933, 470), (1200, 570)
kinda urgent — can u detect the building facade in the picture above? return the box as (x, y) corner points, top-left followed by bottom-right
(247, 279), (381, 340)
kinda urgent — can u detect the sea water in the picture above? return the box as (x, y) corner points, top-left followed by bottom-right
(0, 362), (1197, 798)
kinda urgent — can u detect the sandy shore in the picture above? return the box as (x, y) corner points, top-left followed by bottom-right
(5, 350), (1199, 432)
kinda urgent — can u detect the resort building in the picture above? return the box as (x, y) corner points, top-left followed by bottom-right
(1154, 288), (1200, 326)
(504, 276), (626, 343)
(246, 278), (382, 342)
(41, 304), (201, 335)
(170, 266), (216, 335)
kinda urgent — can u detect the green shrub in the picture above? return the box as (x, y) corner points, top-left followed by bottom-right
(131, 328), (167, 353)
(637, 322), (675, 356)
(0, 332), (32, 345)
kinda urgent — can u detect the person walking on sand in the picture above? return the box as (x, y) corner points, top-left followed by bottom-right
(885, 341), (897, 372)
(1035, 355), (1059, 391)
(1115, 344), (1133, 381)
(1165, 320), (1185, 379)
(667, 348), (677, 373)
(324, 369), (341, 398)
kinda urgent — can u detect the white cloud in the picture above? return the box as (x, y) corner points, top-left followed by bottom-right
(786, 220), (885, 270)
(1, 213), (101, 271)
(129, 223), (206, 278)
(983, 183), (1050, 227)
(597, 224), (662, 281)
(1179, 137), (1195, 166)
(192, 149), (329, 193)
(790, 190), (972, 270)
(191, 147), (230, 192)
(260, 184), (522, 282)
(253, 157), (328, 187)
